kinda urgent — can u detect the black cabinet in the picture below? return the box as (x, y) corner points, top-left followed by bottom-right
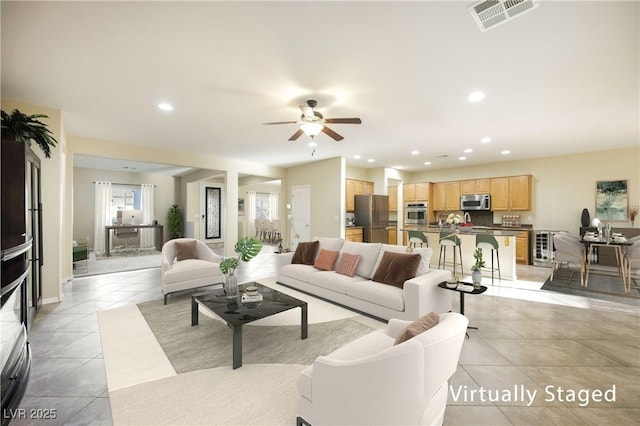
(1, 136), (42, 422)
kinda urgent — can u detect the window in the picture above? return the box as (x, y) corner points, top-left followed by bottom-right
(111, 185), (141, 224)
(255, 193), (271, 220)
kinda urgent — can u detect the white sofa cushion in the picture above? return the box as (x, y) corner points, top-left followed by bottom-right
(338, 241), (382, 279)
(279, 263), (319, 282)
(163, 259), (220, 284)
(373, 244), (433, 275)
(307, 271), (368, 294)
(346, 280), (405, 311)
(314, 237), (345, 257)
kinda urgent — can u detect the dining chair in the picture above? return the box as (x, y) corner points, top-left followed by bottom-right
(551, 233), (585, 286)
(624, 238), (640, 293)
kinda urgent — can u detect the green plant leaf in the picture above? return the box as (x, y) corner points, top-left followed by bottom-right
(235, 236), (263, 262)
(219, 257), (239, 275)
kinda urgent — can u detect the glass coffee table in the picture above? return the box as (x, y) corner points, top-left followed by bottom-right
(191, 282), (308, 369)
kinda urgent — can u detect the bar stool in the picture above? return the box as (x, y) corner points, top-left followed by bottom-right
(407, 230), (429, 248)
(438, 230), (463, 277)
(476, 234), (501, 283)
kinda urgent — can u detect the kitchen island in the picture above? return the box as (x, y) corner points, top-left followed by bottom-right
(402, 225), (522, 280)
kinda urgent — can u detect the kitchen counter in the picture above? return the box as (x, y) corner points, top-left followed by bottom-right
(401, 225), (520, 280)
(403, 225), (526, 237)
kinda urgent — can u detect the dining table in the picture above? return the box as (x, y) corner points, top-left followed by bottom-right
(581, 233), (632, 292)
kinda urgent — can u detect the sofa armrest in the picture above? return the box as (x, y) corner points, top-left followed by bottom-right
(276, 251), (295, 269)
(403, 268), (452, 316)
(311, 342), (425, 425)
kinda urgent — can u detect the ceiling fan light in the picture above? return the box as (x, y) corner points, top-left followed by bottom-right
(300, 122), (324, 137)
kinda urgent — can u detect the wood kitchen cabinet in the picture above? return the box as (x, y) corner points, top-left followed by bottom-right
(346, 179), (374, 211)
(445, 182), (461, 210)
(403, 182), (429, 202)
(388, 226), (397, 245)
(461, 179), (491, 195)
(432, 182), (446, 211)
(515, 231), (530, 264)
(509, 175), (531, 210)
(490, 175), (531, 211)
(345, 227), (363, 242)
(388, 186), (398, 210)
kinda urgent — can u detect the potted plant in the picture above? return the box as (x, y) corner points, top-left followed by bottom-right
(471, 248), (485, 288)
(1, 109), (58, 158)
(219, 236), (263, 298)
(167, 204), (183, 239)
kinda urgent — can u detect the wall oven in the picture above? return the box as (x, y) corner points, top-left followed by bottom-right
(405, 203), (427, 225)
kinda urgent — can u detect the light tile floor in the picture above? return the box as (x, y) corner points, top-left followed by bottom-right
(12, 245), (640, 425)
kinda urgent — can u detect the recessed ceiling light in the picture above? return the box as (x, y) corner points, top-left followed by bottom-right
(158, 102), (173, 111)
(501, 150), (511, 155)
(459, 156), (467, 161)
(424, 161), (432, 165)
(468, 91), (485, 103)
(411, 150), (420, 155)
(308, 141), (317, 147)
(367, 158), (375, 163)
(464, 148), (473, 153)
(353, 154), (361, 159)
(480, 136), (492, 143)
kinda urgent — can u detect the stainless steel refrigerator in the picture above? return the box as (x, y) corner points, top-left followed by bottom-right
(355, 195), (389, 243)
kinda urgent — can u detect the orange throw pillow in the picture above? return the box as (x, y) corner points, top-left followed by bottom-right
(314, 249), (339, 271)
(335, 253), (361, 277)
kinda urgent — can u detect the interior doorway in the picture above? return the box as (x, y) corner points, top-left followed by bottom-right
(290, 185), (311, 249)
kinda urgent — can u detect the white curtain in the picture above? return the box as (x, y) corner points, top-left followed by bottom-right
(269, 192), (279, 220)
(94, 182), (112, 254)
(140, 184), (155, 248)
(246, 191), (257, 238)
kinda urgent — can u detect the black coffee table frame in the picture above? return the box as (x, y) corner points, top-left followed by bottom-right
(191, 282), (308, 369)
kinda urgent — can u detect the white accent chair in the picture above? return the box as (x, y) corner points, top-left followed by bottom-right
(296, 312), (468, 426)
(161, 238), (224, 304)
(551, 233), (586, 286)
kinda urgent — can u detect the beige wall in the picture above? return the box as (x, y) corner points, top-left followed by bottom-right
(286, 157), (344, 239)
(72, 167), (178, 249)
(408, 146), (640, 234)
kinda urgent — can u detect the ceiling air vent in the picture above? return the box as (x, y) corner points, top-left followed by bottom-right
(468, 0), (539, 32)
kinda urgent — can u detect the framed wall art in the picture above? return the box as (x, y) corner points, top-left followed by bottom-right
(595, 179), (628, 221)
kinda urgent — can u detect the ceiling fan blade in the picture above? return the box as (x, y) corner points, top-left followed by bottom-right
(262, 121), (297, 125)
(299, 105), (314, 119)
(322, 126), (344, 141)
(288, 129), (304, 141)
(324, 118), (362, 124)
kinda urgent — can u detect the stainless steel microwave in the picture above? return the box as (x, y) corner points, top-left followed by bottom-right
(460, 194), (491, 211)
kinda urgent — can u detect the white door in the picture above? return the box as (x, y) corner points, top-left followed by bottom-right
(290, 185), (311, 249)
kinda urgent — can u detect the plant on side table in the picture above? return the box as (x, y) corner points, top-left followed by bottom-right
(471, 248), (485, 288)
(219, 236), (263, 298)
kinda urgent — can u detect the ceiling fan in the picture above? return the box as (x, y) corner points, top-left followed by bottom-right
(263, 99), (361, 141)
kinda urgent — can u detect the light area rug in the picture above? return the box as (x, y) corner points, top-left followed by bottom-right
(99, 279), (384, 425)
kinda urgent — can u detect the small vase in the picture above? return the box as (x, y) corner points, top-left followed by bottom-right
(224, 272), (238, 299)
(580, 208), (590, 227)
(472, 270), (482, 288)
(277, 241), (283, 253)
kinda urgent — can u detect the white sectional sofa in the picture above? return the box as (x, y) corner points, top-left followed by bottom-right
(276, 237), (451, 321)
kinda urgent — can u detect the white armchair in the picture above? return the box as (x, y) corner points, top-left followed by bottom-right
(551, 233), (586, 286)
(296, 312), (468, 426)
(161, 238), (224, 304)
